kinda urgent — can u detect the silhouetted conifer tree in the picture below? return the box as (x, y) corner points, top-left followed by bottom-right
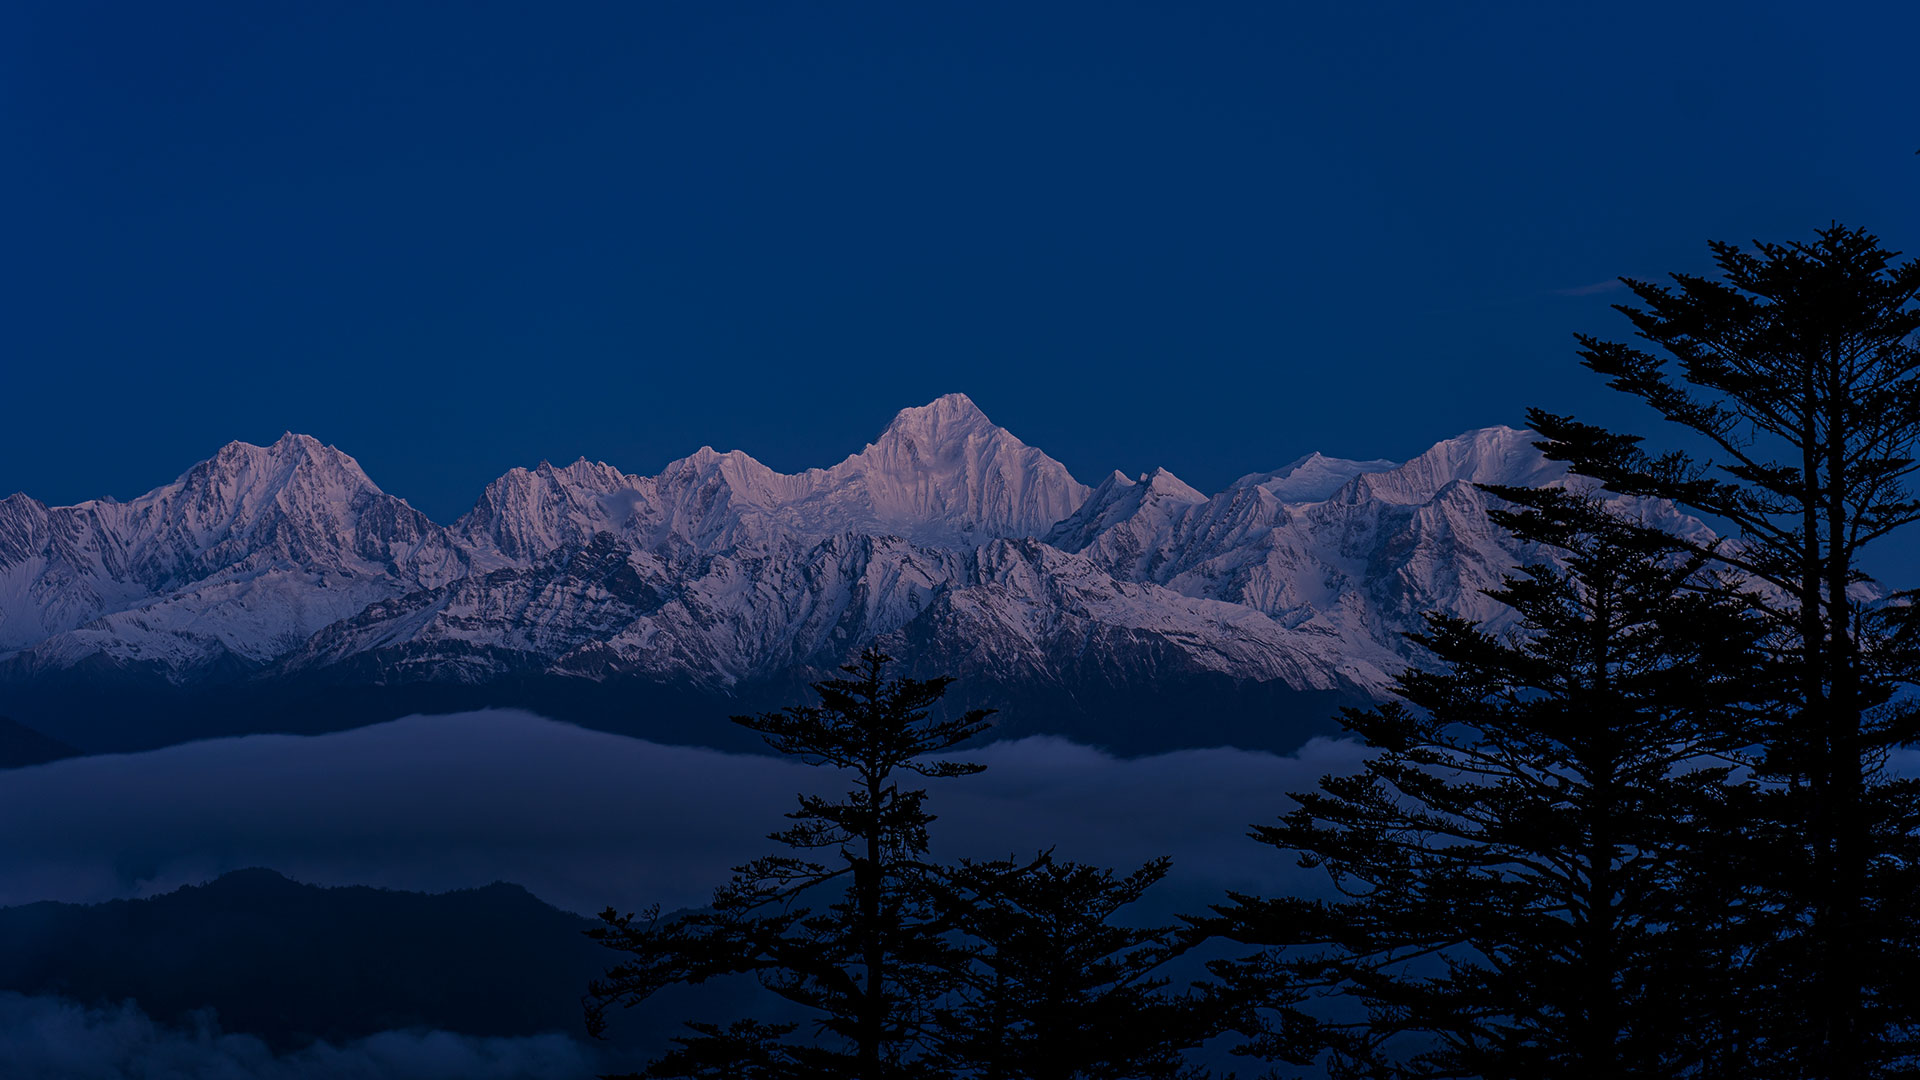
(585, 648), (993, 1080)
(635, 1020), (804, 1079)
(1527, 225), (1920, 1078)
(1205, 497), (1776, 1079)
(928, 852), (1213, 1080)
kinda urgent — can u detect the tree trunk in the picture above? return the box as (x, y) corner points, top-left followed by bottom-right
(861, 771), (885, 1080)
(1823, 343), (1864, 1080)
(1580, 587), (1620, 1079)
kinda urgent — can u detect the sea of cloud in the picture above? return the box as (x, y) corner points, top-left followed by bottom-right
(0, 992), (597, 1080)
(19, 711), (1906, 1078)
(0, 711), (1368, 1078)
(0, 710), (1368, 917)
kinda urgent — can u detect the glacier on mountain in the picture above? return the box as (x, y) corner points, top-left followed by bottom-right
(0, 394), (1653, 711)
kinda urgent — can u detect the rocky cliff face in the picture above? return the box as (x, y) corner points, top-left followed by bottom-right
(0, 395), (1669, 726)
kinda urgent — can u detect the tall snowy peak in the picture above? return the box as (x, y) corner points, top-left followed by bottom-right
(0, 493), (124, 651)
(111, 435), (374, 580)
(448, 396), (1089, 561)
(1034, 426), (1578, 695)
(86, 433), (461, 589)
(0, 434), (463, 669)
(642, 446), (814, 552)
(455, 457), (648, 564)
(1344, 426), (1561, 505)
(1044, 468), (1207, 578)
(804, 394), (1091, 544)
(454, 445), (816, 565)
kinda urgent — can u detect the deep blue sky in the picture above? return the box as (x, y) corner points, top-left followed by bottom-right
(4, 2), (1916, 524)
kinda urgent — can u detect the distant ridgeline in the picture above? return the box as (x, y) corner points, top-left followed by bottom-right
(0, 716), (76, 769)
(0, 869), (753, 1062)
(0, 395), (1702, 756)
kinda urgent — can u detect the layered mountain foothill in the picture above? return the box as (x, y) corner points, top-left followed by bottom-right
(0, 868), (750, 1069)
(0, 394), (1693, 755)
(0, 869), (604, 1049)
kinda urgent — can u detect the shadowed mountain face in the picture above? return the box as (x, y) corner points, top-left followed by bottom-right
(0, 395), (1704, 755)
(0, 716), (76, 769)
(0, 868), (761, 1061)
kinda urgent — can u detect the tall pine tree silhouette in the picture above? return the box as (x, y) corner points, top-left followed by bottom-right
(1529, 225), (1920, 1078)
(928, 852), (1214, 1080)
(1205, 496), (1776, 1078)
(585, 648), (993, 1080)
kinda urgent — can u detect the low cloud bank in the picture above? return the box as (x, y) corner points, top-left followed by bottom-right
(0, 993), (594, 1080)
(934, 734), (1369, 912)
(0, 711), (1368, 915)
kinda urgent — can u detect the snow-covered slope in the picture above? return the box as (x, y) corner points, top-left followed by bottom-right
(452, 393), (1089, 566)
(803, 393), (1090, 544)
(0, 396), (1657, 708)
(1231, 452), (1398, 502)
(0, 434), (464, 675)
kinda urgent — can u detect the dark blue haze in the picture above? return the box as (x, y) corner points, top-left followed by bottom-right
(4, 2), (1917, 529)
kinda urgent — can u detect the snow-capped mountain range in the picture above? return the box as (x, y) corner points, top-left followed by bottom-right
(0, 394), (1697, 749)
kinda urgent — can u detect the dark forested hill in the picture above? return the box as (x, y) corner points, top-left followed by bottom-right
(0, 869), (600, 1047)
(0, 868), (760, 1055)
(0, 716), (77, 768)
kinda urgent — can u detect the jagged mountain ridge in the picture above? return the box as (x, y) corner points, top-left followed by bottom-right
(0, 434), (465, 675)
(0, 394), (1647, 726)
